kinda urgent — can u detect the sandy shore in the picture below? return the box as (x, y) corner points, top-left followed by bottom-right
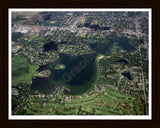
(97, 54), (105, 60)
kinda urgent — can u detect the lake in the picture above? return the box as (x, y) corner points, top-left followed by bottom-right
(31, 53), (97, 94)
(31, 37), (135, 95)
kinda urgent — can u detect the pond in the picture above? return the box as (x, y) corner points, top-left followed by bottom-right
(114, 59), (129, 64)
(83, 23), (111, 31)
(43, 14), (52, 20)
(78, 23), (111, 31)
(122, 72), (132, 80)
(43, 41), (58, 52)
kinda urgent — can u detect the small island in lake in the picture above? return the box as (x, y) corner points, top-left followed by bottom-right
(54, 64), (66, 70)
(37, 70), (51, 77)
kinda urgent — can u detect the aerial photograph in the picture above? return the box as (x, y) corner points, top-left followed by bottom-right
(10, 9), (150, 117)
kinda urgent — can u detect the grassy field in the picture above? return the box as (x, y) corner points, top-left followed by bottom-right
(16, 53), (144, 115)
(12, 41), (145, 115)
(20, 87), (143, 115)
(12, 56), (39, 87)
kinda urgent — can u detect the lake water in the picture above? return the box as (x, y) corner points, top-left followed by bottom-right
(31, 53), (97, 94)
(43, 14), (52, 20)
(122, 72), (132, 80)
(31, 37), (135, 95)
(43, 41), (58, 52)
(114, 59), (129, 64)
(83, 23), (111, 31)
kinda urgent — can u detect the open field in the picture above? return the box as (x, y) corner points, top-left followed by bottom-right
(18, 87), (143, 115)
(12, 56), (39, 86)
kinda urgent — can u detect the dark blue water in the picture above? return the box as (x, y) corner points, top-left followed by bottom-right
(31, 53), (97, 94)
(89, 43), (111, 54)
(43, 14), (52, 20)
(122, 72), (132, 80)
(118, 38), (135, 51)
(89, 37), (135, 53)
(50, 53), (96, 85)
(43, 41), (58, 52)
(83, 23), (111, 31)
(114, 59), (129, 64)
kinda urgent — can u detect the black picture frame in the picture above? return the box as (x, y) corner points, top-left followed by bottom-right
(0, 0), (159, 128)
